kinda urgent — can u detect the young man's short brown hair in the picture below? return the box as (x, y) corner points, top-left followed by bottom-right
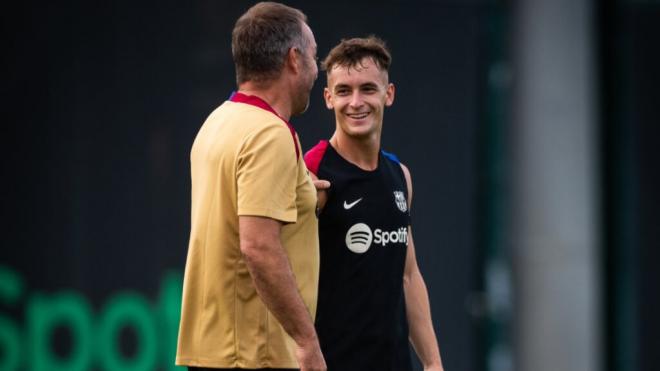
(232, 2), (308, 85)
(321, 36), (391, 73)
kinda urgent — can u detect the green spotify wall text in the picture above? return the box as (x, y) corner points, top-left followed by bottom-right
(0, 266), (184, 371)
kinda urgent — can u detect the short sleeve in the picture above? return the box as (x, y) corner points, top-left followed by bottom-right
(236, 123), (298, 223)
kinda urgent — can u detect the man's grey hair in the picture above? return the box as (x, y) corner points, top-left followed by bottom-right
(232, 2), (309, 85)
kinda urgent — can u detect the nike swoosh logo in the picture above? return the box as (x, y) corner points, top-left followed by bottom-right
(343, 198), (363, 210)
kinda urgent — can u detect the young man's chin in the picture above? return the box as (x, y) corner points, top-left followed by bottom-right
(345, 128), (376, 140)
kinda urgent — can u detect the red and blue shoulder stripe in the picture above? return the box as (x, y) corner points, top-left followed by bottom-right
(381, 149), (401, 165)
(304, 140), (329, 175)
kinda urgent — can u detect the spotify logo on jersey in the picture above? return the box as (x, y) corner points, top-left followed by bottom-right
(345, 223), (409, 253)
(345, 223), (373, 253)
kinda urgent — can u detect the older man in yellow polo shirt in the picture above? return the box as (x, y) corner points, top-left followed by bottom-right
(176, 3), (326, 371)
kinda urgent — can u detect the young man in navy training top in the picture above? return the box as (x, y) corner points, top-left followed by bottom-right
(304, 36), (445, 371)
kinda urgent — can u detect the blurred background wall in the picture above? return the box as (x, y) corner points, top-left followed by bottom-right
(1, 1), (658, 371)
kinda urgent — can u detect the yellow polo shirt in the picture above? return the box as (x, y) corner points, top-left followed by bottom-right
(176, 98), (319, 368)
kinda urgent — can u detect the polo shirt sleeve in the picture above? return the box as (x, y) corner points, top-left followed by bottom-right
(236, 122), (298, 223)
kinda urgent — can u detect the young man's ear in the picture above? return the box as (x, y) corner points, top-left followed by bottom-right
(324, 87), (334, 110)
(385, 83), (396, 107)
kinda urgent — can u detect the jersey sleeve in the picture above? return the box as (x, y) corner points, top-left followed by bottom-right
(236, 123), (298, 223)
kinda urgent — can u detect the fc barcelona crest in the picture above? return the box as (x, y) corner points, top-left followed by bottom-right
(393, 191), (407, 212)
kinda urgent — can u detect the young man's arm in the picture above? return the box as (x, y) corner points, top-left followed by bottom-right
(239, 216), (326, 371)
(400, 164), (445, 371)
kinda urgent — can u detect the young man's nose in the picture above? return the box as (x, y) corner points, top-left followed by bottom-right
(349, 92), (364, 108)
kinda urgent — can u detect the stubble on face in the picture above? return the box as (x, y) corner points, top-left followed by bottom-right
(292, 23), (318, 116)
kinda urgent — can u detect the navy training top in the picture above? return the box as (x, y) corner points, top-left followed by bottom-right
(305, 140), (413, 371)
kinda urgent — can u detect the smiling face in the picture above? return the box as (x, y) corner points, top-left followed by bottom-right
(324, 57), (395, 141)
